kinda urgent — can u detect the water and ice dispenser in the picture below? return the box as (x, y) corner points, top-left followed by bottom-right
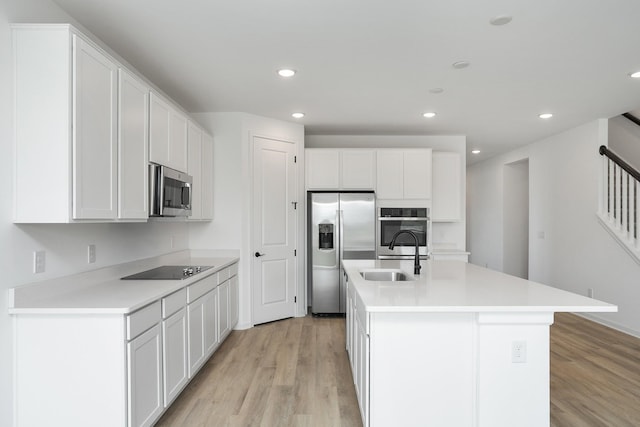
(318, 223), (334, 249)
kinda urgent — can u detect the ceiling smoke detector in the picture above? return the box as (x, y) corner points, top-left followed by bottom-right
(490, 15), (513, 26)
(452, 61), (470, 69)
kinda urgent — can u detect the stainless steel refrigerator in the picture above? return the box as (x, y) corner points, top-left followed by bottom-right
(308, 192), (376, 314)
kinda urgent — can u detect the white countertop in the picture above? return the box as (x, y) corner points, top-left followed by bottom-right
(8, 252), (239, 315)
(343, 259), (617, 313)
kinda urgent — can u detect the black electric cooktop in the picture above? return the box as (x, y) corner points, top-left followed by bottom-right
(121, 265), (214, 280)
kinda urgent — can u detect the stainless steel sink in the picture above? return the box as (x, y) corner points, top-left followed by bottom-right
(359, 270), (414, 282)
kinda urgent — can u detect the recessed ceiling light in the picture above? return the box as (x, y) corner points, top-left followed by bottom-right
(630, 71), (640, 78)
(429, 88), (444, 94)
(423, 112), (437, 118)
(471, 150), (481, 154)
(490, 15), (513, 26)
(539, 113), (553, 119)
(278, 69), (296, 77)
(452, 61), (470, 69)
(291, 112), (305, 119)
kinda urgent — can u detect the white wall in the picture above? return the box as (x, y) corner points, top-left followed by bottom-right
(609, 115), (640, 171)
(189, 112), (305, 329)
(0, 3), (190, 426)
(305, 134), (468, 250)
(468, 120), (640, 336)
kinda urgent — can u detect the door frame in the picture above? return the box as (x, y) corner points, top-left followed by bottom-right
(248, 132), (306, 326)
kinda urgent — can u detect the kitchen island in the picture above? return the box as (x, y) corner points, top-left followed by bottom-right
(342, 259), (617, 427)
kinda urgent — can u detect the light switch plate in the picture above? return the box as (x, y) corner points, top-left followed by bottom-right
(88, 244), (96, 264)
(33, 250), (45, 274)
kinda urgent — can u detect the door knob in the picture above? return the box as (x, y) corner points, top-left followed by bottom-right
(255, 252), (265, 257)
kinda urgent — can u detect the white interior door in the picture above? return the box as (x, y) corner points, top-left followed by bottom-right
(252, 136), (297, 324)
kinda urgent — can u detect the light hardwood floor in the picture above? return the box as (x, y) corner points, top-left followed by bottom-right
(157, 313), (640, 427)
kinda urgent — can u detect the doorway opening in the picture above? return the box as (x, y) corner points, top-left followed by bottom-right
(503, 159), (529, 279)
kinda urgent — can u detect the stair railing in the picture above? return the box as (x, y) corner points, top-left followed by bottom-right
(599, 145), (639, 255)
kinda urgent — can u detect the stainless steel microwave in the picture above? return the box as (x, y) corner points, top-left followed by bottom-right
(149, 164), (192, 217)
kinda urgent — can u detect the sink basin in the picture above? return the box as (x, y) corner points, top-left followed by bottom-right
(359, 270), (414, 282)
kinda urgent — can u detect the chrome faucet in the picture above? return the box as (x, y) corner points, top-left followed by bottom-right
(388, 230), (422, 275)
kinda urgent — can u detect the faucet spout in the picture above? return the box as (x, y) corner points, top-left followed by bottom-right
(388, 230), (422, 275)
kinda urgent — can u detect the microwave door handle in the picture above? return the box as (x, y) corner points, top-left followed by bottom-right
(158, 166), (165, 216)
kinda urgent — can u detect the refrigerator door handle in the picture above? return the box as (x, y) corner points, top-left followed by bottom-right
(339, 209), (344, 265)
(335, 209), (340, 268)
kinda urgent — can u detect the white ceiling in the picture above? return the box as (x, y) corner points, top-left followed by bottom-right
(50, 0), (640, 162)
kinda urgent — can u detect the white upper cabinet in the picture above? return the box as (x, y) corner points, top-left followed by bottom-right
(72, 36), (119, 220)
(306, 149), (340, 189)
(341, 150), (376, 189)
(187, 124), (213, 222)
(150, 92), (188, 173)
(201, 132), (214, 220)
(376, 149), (432, 200)
(432, 151), (462, 221)
(305, 149), (376, 190)
(13, 25), (123, 222)
(118, 69), (149, 220)
(187, 122), (203, 220)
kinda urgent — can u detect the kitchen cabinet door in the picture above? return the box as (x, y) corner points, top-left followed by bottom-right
(306, 149), (340, 189)
(356, 315), (370, 427)
(341, 150), (376, 190)
(187, 122), (203, 220)
(203, 288), (219, 356)
(376, 149), (432, 201)
(162, 308), (188, 407)
(403, 149), (432, 199)
(187, 297), (206, 377)
(149, 93), (170, 169)
(118, 68), (149, 220)
(229, 275), (239, 329)
(376, 150), (404, 199)
(150, 92), (188, 173)
(218, 280), (230, 340)
(127, 324), (163, 427)
(169, 109), (188, 173)
(432, 151), (462, 221)
(201, 132), (214, 220)
(72, 35), (118, 220)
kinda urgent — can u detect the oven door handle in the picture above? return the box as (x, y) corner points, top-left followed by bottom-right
(378, 217), (428, 221)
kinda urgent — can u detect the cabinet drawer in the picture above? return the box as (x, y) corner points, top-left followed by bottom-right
(127, 301), (161, 340)
(162, 288), (186, 319)
(229, 262), (238, 278)
(187, 273), (217, 303)
(218, 267), (230, 283)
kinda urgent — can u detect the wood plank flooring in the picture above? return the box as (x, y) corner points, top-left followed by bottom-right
(157, 313), (640, 427)
(156, 316), (362, 427)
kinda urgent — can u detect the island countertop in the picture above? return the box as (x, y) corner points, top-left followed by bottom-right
(343, 259), (617, 313)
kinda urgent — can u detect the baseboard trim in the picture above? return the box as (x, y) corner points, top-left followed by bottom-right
(573, 312), (640, 340)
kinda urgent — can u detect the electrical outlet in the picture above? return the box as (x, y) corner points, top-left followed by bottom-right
(512, 341), (527, 363)
(88, 244), (96, 264)
(588, 288), (594, 298)
(33, 250), (46, 274)
(538, 231), (545, 239)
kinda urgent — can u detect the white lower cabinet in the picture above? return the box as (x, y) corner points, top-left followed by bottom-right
(187, 296), (207, 376)
(162, 308), (188, 406)
(218, 279), (230, 340)
(346, 274), (370, 427)
(127, 324), (163, 427)
(229, 274), (239, 329)
(12, 262), (239, 427)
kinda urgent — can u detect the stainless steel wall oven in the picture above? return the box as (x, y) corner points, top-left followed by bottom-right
(377, 207), (430, 259)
